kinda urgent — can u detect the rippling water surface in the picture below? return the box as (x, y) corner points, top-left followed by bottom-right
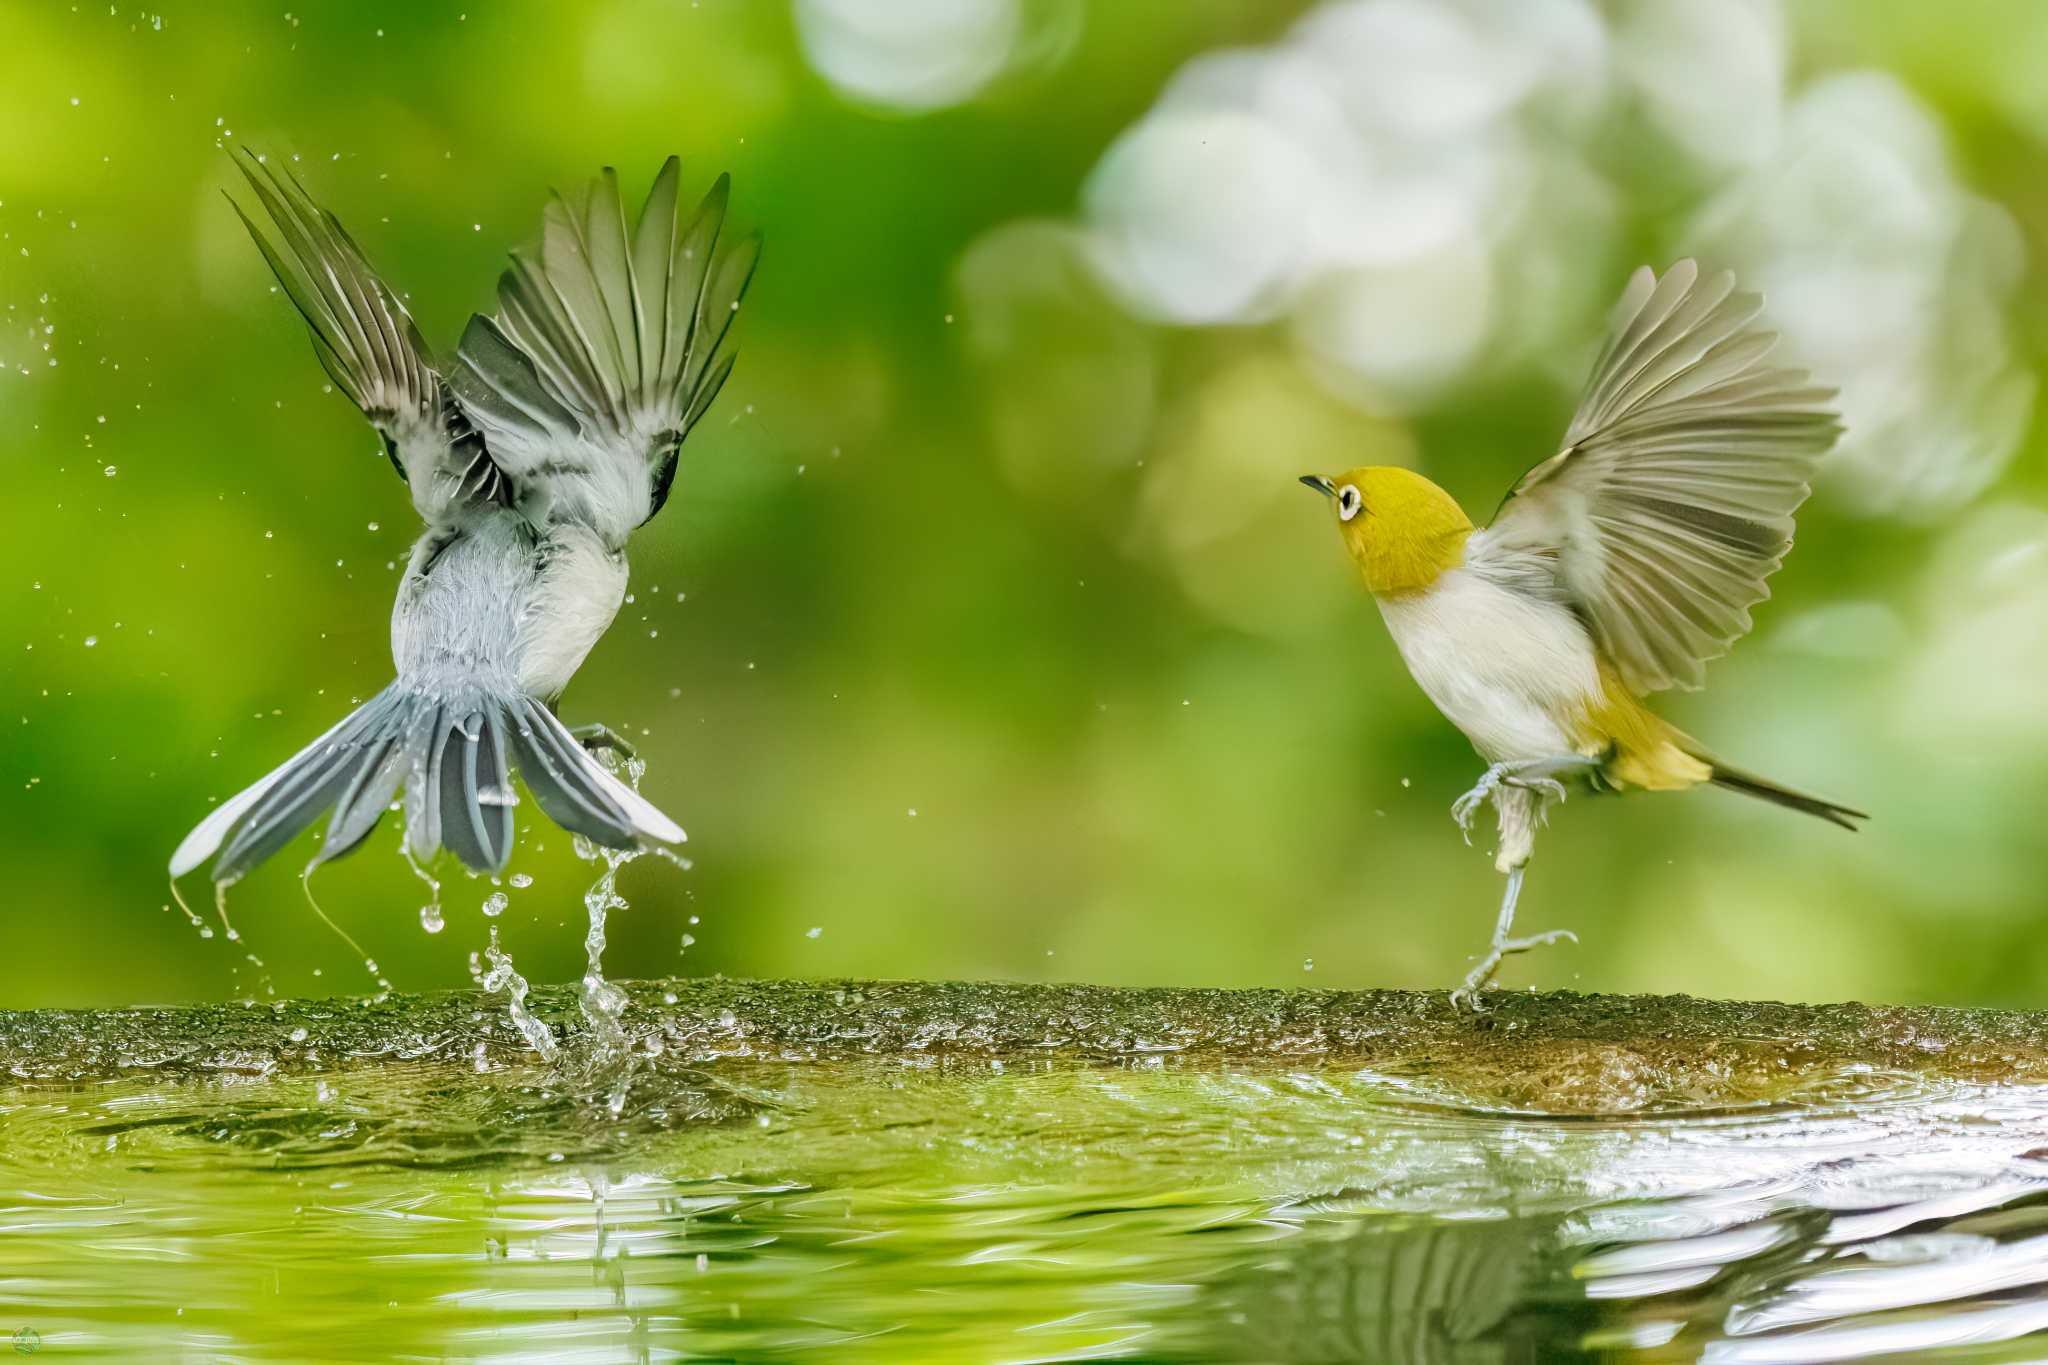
(4, 982), (2048, 1362)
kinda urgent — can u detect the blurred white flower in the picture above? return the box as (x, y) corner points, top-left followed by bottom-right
(1695, 73), (2033, 518)
(1083, 108), (1321, 326)
(1079, 0), (1613, 403)
(1613, 0), (1785, 172)
(794, 0), (1019, 113)
(1291, 226), (1495, 401)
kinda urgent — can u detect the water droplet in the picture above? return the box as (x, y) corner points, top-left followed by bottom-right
(420, 904), (444, 933)
(508, 873), (532, 889)
(83, 635), (97, 647)
(288, 1026), (308, 1043)
(102, 464), (116, 477)
(1302, 958), (1315, 973)
(806, 926), (822, 940)
(681, 933), (696, 948)
(481, 891), (507, 917)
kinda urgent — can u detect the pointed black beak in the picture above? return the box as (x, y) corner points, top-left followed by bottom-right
(1300, 475), (1336, 498)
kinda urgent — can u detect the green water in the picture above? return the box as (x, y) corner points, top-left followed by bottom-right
(5, 981), (2048, 1362)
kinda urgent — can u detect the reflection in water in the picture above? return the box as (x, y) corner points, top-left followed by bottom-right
(2, 1056), (2047, 1360)
(1195, 1146), (2048, 1363)
(1197, 1212), (1594, 1363)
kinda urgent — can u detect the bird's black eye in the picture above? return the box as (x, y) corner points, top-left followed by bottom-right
(1338, 486), (1362, 522)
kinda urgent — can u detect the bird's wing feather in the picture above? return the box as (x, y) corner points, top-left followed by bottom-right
(448, 159), (759, 539)
(1484, 260), (1842, 694)
(227, 148), (507, 523)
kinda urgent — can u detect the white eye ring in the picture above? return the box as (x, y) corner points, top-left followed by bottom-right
(1337, 486), (1362, 522)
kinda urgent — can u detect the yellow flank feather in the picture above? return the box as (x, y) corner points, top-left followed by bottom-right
(1569, 659), (1713, 792)
(1334, 467), (1474, 594)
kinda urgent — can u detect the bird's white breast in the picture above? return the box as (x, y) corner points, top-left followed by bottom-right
(515, 524), (629, 700)
(1374, 565), (1602, 763)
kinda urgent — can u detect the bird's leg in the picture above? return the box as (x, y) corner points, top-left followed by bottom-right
(568, 723), (637, 761)
(1449, 785), (1578, 1011)
(1449, 754), (1598, 842)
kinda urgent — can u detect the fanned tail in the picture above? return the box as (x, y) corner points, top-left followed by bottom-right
(170, 687), (683, 886)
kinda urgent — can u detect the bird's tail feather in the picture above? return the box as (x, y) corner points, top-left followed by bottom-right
(1703, 760), (1866, 831)
(506, 697), (685, 851)
(170, 686), (683, 886)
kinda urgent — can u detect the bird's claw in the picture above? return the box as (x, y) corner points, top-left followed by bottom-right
(1449, 983), (1490, 1013)
(1449, 766), (1506, 843)
(1450, 928), (1577, 1013)
(569, 723), (637, 761)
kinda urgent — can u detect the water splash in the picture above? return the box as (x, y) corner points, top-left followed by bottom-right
(479, 925), (556, 1061)
(211, 883), (275, 998)
(402, 843), (442, 933)
(567, 750), (664, 1115)
(299, 863), (391, 997)
(572, 827), (634, 1068)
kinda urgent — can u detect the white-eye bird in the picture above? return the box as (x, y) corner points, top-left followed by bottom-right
(170, 149), (757, 889)
(1302, 260), (1864, 1005)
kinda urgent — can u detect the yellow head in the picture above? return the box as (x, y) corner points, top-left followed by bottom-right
(1300, 466), (1473, 594)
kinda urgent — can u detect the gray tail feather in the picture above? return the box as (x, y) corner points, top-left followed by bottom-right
(1708, 762), (1867, 831)
(505, 697), (641, 852)
(171, 687), (680, 885)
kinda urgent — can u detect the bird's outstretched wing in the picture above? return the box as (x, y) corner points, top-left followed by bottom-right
(448, 158), (759, 541)
(227, 148), (505, 524)
(1484, 260), (1842, 694)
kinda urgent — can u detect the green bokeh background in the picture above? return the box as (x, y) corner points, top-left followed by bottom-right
(4, 0), (2046, 1009)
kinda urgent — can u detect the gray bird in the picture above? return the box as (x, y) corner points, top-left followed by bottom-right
(170, 150), (757, 888)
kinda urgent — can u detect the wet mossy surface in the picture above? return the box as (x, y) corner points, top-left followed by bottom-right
(6, 978), (2046, 1114)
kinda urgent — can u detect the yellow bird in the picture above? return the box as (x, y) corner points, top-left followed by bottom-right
(1302, 260), (1865, 1005)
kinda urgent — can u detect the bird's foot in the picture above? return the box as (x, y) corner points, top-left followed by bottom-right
(569, 723), (637, 761)
(1449, 928), (1578, 1012)
(1450, 764), (1510, 843)
(1451, 764), (1573, 843)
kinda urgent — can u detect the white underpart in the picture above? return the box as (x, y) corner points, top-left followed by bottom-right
(516, 524), (629, 700)
(1375, 561), (1602, 765)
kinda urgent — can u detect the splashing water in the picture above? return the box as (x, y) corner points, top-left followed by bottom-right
(572, 827), (635, 1068)
(479, 925), (556, 1061)
(403, 845), (442, 935)
(567, 751), (664, 1114)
